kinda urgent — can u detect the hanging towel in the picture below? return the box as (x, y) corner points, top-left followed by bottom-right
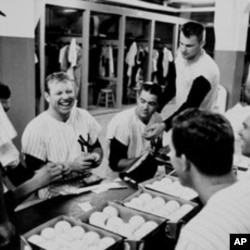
(125, 42), (137, 77)
(59, 45), (69, 71)
(152, 49), (159, 73)
(108, 45), (114, 77)
(162, 47), (174, 78)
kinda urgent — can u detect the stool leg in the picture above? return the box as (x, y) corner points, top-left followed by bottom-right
(97, 92), (101, 106)
(105, 92), (108, 108)
(112, 93), (115, 106)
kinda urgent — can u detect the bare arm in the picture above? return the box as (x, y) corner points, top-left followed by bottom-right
(0, 171), (17, 248)
(12, 163), (62, 205)
(87, 139), (104, 168)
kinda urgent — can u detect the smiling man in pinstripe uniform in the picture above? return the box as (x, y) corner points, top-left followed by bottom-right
(21, 72), (103, 199)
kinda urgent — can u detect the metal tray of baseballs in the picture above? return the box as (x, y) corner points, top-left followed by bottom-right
(122, 187), (199, 222)
(141, 174), (198, 201)
(23, 215), (123, 250)
(120, 187), (200, 239)
(79, 201), (166, 250)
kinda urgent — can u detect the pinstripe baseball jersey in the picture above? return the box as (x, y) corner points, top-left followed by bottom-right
(21, 107), (101, 199)
(22, 107), (101, 163)
(175, 179), (250, 250)
(107, 107), (162, 158)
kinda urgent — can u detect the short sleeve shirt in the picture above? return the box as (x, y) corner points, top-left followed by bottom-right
(175, 49), (220, 111)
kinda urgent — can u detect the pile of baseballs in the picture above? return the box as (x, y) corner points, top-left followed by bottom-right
(124, 192), (194, 220)
(89, 205), (159, 240)
(28, 220), (116, 250)
(146, 177), (198, 200)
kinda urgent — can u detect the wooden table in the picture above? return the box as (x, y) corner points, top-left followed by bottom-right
(14, 182), (136, 235)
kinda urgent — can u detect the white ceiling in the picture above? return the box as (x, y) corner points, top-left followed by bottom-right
(103, 0), (215, 13)
(167, 0), (215, 6)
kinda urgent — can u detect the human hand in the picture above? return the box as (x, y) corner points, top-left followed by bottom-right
(35, 163), (63, 186)
(86, 152), (101, 167)
(143, 123), (165, 140)
(0, 221), (16, 248)
(71, 153), (95, 172)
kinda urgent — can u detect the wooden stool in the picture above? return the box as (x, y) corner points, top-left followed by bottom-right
(97, 88), (115, 108)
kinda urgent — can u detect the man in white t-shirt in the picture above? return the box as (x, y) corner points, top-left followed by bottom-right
(144, 21), (220, 139)
(169, 108), (250, 250)
(22, 72), (103, 199)
(107, 82), (163, 180)
(237, 114), (250, 179)
(225, 74), (250, 154)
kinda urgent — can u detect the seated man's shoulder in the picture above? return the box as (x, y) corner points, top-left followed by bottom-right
(74, 107), (96, 119)
(226, 102), (250, 116)
(24, 112), (48, 131)
(109, 108), (135, 125)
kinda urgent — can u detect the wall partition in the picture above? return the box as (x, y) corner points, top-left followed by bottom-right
(37, 0), (187, 112)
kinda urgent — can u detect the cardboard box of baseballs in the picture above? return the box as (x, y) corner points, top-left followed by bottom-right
(23, 215), (123, 250)
(80, 201), (166, 250)
(120, 187), (200, 239)
(141, 174), (198, 201)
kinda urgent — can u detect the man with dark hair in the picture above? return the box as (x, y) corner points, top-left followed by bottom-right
(225, 66), (250, 153)
(144, 21), (220, 138)
(238, 114), (250, 179)
(169, 108), (250, 250)
(0, 82), (11, 112)
(107, 82), (163, 175)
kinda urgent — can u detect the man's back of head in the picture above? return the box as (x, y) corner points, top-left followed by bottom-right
(138, 81), (162, 100)
(171, 108), (234, 177)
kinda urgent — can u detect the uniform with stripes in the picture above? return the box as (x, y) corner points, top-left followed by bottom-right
(175, 179), (250, 250)
(21, 107), (101, 199)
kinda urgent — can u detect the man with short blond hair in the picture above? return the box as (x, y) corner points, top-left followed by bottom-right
(22, 72), (103, 199)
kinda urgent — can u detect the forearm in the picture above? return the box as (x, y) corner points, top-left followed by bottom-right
(90, 146), (103, 168)
(116, 157), (141, 172)
(0, 173), (9, 223)
(12, 174), (46, 205)
(24, 154), (46, 171)
(88, 139), (103, 168)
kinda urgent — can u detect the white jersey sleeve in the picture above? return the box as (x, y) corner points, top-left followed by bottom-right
(106, 111), (131, 146)
(175, 237), (206, 250)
